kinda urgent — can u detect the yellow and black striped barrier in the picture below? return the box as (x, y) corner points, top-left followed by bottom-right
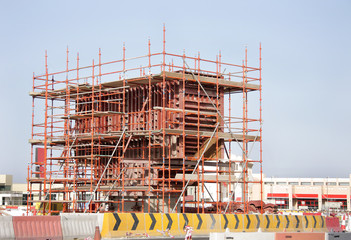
(243, 214), (261, 232)
(145, 213), (163, 236)
(262, 214), (275, 232)
(100, 213), (328, 238)
(302, 215), (327, 232)
(101, 213), (146, 238)
(220, 213), (243, 232)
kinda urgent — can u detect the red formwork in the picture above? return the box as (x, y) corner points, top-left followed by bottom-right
(12, 216), (63, 240)
(275, 232), (325, 240)
(326, 217), (343, 232)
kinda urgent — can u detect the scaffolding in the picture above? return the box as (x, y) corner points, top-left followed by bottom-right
(27, 28), (263, 214)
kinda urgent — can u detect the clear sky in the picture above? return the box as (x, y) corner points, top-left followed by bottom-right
(1, 0), (350, 182)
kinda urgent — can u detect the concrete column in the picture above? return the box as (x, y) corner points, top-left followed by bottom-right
(318, 186), (323, 211)
(288, 185), (293, 210)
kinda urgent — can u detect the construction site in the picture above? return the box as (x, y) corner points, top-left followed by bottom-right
(0, 30), (346, 240)
(27, 28), (263, 215)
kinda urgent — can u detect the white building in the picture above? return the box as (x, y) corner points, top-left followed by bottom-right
(251, 174), (351, 211)
(0, 175), (28, 206)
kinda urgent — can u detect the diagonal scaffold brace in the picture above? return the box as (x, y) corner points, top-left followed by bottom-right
(183, 59), (258, 213)
(84, 127), (127, 213)
(172, 122), (220, 212)
(95, 95), (150, 212)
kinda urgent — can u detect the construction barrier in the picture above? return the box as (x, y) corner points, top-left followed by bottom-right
(101, 212), (146, 238)
(272, 214), (284, 232)
(275, 232), (325, 240)
(202, 214), (221, 234)
(180, 213), (193, 233)
(210, 232), (276, 240)
(326, 217), (343, 232)
(12, 216), (63, 240)
(145, 213), (164, 236)
(60, 213), (103, 240)
(292, 215), (304, 232)
(303, 215), (315, 231)
(262, 214), (275, 232)
(100, 213), (329, 238)
(0, 216), (15, 240)
(317, 215), (327, 232)
(243, 214), (262, 232)
(192, 213), (209, 235)
(164, 213), (181, 236)
(0, 213), (333, 239)
(327, 232), (351, 240)
(221, 213), (244, 232)
(280, 215), (291, 231)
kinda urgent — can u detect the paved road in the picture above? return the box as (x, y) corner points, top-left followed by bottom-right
(103, 237), (209, 240)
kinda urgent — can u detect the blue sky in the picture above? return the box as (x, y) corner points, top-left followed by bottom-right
(1, 0), (350, 182)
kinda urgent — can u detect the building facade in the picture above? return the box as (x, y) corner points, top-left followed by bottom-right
(251, 174), (351, 211)
(0, 175), (28, 206)
(3, 172), (351, 212)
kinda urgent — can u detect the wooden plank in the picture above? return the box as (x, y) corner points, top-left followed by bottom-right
(153, 106), (217, 116)
(193, 137), (222, 159)
(163, 129), (260, 142)
(61, 111), (125, 119)
(30, 71), (258, 98)
(159, 71), (260, 91)
(174, 174), (239, 182)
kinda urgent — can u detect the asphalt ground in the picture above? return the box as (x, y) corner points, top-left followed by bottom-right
(102, 237), (209, 240)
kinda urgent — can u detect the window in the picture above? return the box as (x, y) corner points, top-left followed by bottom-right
(313, 182), (323, 186)
(277, 182), (287, 185)
(297, 199), (318, 210)
(265, 182), (274, 185)
(289, 182), (298, 185)
(274, 198), (288, 209)
(326, 182), (336, 186)
(0, 185), (11, 191)
(22, 194), (34, 206)
(22, 194), (28, 206)
(339, 182), (349, 186)
(301, 182), (311, 185)
(327, 199), (347, 210)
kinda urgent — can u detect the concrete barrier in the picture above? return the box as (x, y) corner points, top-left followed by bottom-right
(164, 213), (181, 236)
(261, 214), (275, 232)
(60, 213), (103, 240)
(210, 232), (225, 240)
(222, 214), (244, 232)
(12, 216), (63, 240)
(101, 212), (147, 238)
(210, 232), (275, 240)
(145, 213), (164, 236)
(327, 232), (351, 240)
(0, 216), (15, 240)
(196, 214), (221, 235)
(275, 232), (325, 240)
(192, 213), (209, 235)
(273, 214), (284, 232)
(302, 215), (314, 231)
(100, 213), (329, 238)
(243, 214), (261, 232)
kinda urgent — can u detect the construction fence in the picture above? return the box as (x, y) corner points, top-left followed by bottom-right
(0, 213), (337, 239)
